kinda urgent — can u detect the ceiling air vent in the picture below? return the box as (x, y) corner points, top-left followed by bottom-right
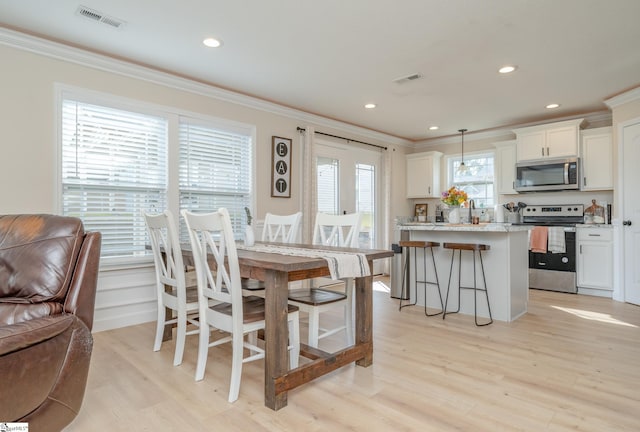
(76, 5), (126, 29)
(393, 73), (423, 84)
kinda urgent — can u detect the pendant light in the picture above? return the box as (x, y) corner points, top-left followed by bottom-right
(457, 128), (469, 175)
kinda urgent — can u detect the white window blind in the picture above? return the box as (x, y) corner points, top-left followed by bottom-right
(356, 163), (375, 249)
(179, 118), (252, 238)
(61, 99), (168, 258)
(316, 157), (339, 215)
(448, 152), (495, 208)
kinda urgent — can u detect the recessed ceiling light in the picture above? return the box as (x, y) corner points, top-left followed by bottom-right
(429, 126), (439, 130)
(546, 103), (560, 109)
(203, 38), (222, 48)
(498, 65), (517, 74)
(364, 103), (376, 109)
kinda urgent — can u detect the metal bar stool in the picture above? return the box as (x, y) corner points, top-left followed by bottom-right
(398, 240), (444, 316)
(442, 242), (493, 326)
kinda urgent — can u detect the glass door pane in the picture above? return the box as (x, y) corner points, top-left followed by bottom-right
(356, 163), (375, 249)
(317, 157), (339, 214)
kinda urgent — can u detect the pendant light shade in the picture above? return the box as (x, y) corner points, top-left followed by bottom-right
(456, 128), (469, 175)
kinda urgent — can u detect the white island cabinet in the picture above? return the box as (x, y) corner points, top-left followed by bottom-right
(396, 223), (529, 322)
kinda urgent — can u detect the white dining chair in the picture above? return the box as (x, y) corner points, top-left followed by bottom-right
(287, 212), (362, 348)
(261, 211), (302, 243)
(242, 211), (303, 296)
(182, 208), (300, 403)
(144, 210), (200, 366)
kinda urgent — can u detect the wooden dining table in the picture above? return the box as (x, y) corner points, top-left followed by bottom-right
(174, 242), (393, 410)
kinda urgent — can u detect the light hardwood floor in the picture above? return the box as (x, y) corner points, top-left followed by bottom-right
(66, 280), (640, 431)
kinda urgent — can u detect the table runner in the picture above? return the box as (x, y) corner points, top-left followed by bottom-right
(237, 244), (370, 279)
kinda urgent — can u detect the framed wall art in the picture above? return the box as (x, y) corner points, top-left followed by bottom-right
(271, 136), (292, 198)
(414, 203), (427, 221)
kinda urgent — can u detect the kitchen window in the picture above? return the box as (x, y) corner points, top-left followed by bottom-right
(447, 152), (495, 208)
(59, 89), (254, 262)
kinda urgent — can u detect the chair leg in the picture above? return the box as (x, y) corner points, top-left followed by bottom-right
(288, 312), (300, 369)
(194, 319), (210, 381)
(228, 331), (245, 403)
(247, 331), (259, 356)
(153, 301), (165, 352)
(308, 308), (320, 348)
(173, 308), (187, 366)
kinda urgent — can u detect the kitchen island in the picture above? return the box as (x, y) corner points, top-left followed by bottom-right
(396, 222), (530, 322)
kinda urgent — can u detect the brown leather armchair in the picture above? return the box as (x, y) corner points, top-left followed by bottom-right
(0, 214), (101, 431)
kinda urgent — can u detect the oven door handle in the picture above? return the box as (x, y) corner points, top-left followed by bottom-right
(564, 163), (569, 185)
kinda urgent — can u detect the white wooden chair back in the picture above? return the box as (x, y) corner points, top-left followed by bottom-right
(312, 212), (362, 248)
(261, 211), (302, 243)
(182, 209), (242, 321)
(145, 210), (187, 298)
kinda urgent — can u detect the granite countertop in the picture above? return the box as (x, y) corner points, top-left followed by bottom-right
(396, 222), (530, 232)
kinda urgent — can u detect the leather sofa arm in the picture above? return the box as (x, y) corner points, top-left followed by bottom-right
(64, 231), (102, 330)
(0, 314), (74, 356)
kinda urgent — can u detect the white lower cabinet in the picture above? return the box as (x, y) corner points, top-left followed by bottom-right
(577, 226), (613, 296)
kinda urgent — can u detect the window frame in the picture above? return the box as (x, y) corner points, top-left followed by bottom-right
(55, 85), (256, 268)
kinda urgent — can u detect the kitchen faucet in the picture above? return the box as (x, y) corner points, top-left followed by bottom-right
(468, 199), (475, 223)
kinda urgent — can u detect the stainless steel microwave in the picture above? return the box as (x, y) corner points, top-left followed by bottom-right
(514, 157), (580, 192)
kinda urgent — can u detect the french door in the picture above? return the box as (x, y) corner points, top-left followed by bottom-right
(315, 141), (382, 270)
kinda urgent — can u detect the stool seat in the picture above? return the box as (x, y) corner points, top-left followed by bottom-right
(443, 242), (490, 251)
(399, 240), (440, 248)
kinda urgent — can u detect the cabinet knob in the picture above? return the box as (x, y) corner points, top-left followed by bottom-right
(623, 220), (632, 226)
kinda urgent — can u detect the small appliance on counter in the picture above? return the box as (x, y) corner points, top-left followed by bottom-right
(435, 204), (445, 223)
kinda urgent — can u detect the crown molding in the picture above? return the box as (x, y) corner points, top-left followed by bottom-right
(0, 27), (411, 147)
(412, 110), (612, 148)
(604, 86), (640, 108)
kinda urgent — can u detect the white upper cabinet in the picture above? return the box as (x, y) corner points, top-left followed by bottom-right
(581, 127), (613, 191)
(406, 151), (442, 198)
(513, 118), (584, 161)
(494, 140), (517, 194)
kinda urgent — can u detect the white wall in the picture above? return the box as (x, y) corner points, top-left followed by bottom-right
(0, 34), (408, 331)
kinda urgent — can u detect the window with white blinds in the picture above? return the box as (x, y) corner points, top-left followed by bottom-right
(178, 118), (252, 238)
(447, 152), (495, 208)
(316, 157), (339, 214)
(61, 99), (168, 258)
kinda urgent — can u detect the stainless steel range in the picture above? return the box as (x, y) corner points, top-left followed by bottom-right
(516, 204), (584, 294)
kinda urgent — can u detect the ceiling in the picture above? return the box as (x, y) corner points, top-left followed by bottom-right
(2, 0), (640, 142)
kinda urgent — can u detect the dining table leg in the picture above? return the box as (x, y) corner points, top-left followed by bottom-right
(264, 268), (290, 410)
(355, 260), (374, 366)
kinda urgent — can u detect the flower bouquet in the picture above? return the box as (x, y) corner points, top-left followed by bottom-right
(441, 186), (468, 207)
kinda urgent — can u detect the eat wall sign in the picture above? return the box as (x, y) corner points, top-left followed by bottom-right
(271, 136), (291, 198)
